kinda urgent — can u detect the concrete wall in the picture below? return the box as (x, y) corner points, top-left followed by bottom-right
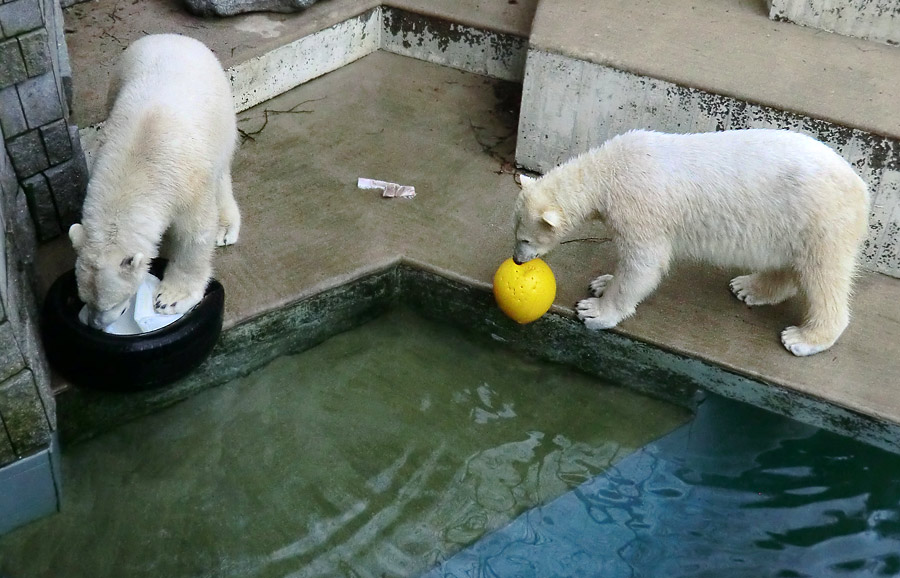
(0, 0), (87, 242)
(0, 120), (60, 535)
(0, 0), (71, 534)
(516, 49), (900, 279)
(769, 0), (900, 46)
(381, 8), (527, 82)
(225, 6), (527, 116)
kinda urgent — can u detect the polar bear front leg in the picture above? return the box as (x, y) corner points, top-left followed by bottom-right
(577, 250), (668, 331)
(730, 270), (798, 306)
(577, 297), (625, 330)
(155, 230), (216, 315)
(577, 273), (621, 329)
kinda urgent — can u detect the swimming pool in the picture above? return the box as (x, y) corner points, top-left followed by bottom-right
(0, 308), (687, 577)
(4, 303), (899, 576)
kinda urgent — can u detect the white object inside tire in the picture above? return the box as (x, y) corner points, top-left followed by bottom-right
(78, 274), (185, 335)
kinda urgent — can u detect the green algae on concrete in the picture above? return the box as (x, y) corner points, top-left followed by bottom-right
(0, 308), (689, 578)
(397, 264), (900, 455)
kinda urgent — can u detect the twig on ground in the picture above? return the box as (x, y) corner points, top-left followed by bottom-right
(108, 0), (123, 22)
(99, 28), (125, 46)
(237, 128), (256, 143)
(238, 97), (326, 144)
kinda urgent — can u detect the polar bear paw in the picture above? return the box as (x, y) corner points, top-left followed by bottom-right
(780, 326), (833, 357)
(589, 274), (614, 297)
(576, 297), (623, 330)
(730, 273), (796, 306)
(155, 282), (204, 315)
(216, 222), (240, 247)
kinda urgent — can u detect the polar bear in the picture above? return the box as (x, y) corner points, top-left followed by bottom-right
(513, 129), (869, 356)
(69, 34), (240, 330)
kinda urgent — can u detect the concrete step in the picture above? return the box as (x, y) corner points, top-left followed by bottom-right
(63, 0), (537, 128)
(65, 0), (536, 168)
(516, 0), (900, 278)
(769, 0), (900, 46)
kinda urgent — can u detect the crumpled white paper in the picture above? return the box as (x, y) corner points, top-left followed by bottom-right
(357, 177), (416, 199)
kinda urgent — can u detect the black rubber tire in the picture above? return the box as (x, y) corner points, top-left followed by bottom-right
(41, 259), (224, 392)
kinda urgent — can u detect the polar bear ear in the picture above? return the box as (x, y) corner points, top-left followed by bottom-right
(120, 252), (146, 273)
(541, 208), (564, 229)
(518, 174), (538, 187)
(69, 224), (85, 250)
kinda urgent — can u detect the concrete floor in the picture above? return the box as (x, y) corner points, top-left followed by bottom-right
(38, 0), (900, 441)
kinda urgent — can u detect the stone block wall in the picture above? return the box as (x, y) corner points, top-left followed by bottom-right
(0, 121), (55, 470)
(0, 0), (66, 533)
(0, 0), (87, 242)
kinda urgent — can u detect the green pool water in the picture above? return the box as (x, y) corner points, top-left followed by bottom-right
(0, 308), (689, 578)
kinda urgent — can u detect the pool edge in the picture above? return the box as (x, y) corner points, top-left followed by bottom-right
(55, 263), (900, 457)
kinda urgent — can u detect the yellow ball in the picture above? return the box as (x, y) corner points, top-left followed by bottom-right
(493, 257), (557, 324)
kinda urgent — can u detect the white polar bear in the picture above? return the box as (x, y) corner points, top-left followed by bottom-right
(69, 34), (240, 329)
(513, 129), (869, 357)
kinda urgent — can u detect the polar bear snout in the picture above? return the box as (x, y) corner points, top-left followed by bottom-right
(513, 241), (539, 265)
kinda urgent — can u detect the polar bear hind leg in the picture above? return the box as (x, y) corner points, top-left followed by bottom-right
(730, 270), (798, 306)
(215, 168), (241, 247)
(781, 245), (855, 357)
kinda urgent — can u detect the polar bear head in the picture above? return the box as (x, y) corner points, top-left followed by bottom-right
(69, 223), (148, 330)
(512, 174), (570, 264)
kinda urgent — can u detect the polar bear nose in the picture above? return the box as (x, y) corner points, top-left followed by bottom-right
(513, 241), (536, 265)
(87, 311), (108, 330)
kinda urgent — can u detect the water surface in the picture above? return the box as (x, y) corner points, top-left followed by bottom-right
(0, 309), (688, 577)
(427, 395), (900, 577)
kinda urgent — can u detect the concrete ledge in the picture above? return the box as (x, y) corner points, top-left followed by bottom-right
(381, 8), (527, 83)
(528, 0), (900, 140)
(74, 5), (531, 163)
(769, 0), (900, 46)
(0, 435), (60, 535)
(230, 9), (381, 112)
(64, 0), (535, 127)
(385, 0), (536, 38)
(55, 262), (900, 457)
(63, 0), (381, 127)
